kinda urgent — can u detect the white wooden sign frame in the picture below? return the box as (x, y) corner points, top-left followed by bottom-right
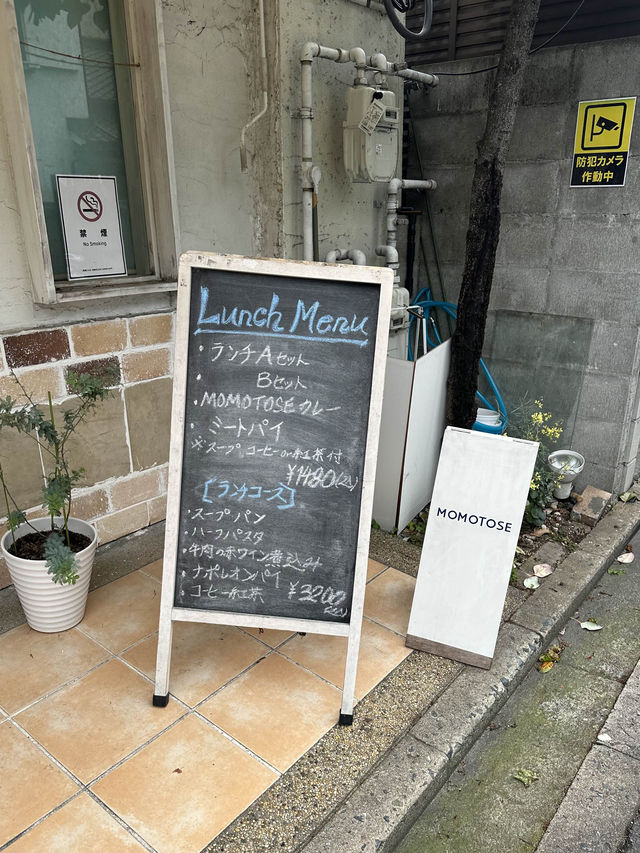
(154, 252), (392, 724)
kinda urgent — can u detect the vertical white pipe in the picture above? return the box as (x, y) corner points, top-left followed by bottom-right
(240, 0), (269, 172)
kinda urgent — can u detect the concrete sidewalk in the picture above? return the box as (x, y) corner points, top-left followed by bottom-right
(294, 488), (640, 853)
(2, 488), (639, 852)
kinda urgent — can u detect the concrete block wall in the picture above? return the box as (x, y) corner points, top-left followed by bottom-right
(0, 313), (174, 588)
(406, 38), (640, 493)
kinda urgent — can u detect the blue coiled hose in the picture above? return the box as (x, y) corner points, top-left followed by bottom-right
(407, 289), (507, 434)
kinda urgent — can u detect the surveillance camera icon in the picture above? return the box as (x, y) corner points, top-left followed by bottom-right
(593, 116), (619, 135)
(582, 102), (627, 150)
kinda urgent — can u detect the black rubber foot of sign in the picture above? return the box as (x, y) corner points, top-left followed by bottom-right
(153, 693), (170, 707)
(339, 712), (354, 726)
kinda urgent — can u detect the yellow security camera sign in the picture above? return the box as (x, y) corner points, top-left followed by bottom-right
(571, 97), (636, 187)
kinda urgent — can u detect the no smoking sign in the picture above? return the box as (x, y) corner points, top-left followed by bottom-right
(57, 175), (126, 279)
(77, 190), (103, 222)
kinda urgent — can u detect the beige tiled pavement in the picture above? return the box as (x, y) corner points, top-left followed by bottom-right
(0, 623), (108, 715)
(199, 651), (341, 771)
(0, 558), (416, 851)
(7, 794), (148, 852)
(123, 621), (268, 707)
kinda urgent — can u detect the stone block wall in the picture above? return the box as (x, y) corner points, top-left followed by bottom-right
(406, 37), (640, 493)
(0, 312), (174, 589)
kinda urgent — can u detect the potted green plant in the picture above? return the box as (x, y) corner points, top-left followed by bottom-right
(0, 368), (115, 632)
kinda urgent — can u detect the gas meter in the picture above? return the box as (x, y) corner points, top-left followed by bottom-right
(343, 86), (399, 183)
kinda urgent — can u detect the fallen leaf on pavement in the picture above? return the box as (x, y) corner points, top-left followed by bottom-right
(616, 553), (634, 563)
(513, 768), (539, 787)
(608, 567), (626, 576)
(533, 563), (554, 577)
(539, 645), (562, 662)
(538, 660), (554, 673)
(579, 621), (603, 631)
(619, 491), (638, 503)
(524, 576), (540, 590)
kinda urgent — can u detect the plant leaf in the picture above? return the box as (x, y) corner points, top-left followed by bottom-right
(524, 576), (540, 590)
(608, 567), (626, 576)
(539, 645), (562, 663)
(616, 552), (634, 564)
(6, 510), (26, 532)
(619, 491), (638, 503)
(533, 563), (554, 577)
(538, 660), (554, 673)
(44, 534), (79, 585)
(579, 621), (603, 631)
(513, 768), (538, 787)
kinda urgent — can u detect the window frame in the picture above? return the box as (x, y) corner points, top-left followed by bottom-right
(0, 0), (180, 304)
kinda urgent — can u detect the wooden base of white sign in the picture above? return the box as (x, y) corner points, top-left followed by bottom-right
(405, 635), (492, 669)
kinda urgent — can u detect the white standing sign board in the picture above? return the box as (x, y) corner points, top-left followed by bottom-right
(406, 428), (538, 668)
(154, 252), (392, 723)
(56, 175), (126, 279)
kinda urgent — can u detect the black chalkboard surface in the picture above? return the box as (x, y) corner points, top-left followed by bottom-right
(174, 264), (381, 623)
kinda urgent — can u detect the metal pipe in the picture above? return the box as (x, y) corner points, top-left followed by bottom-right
(300, 43), (361, 260)
(375, 245), (399, 265)
(299, 44), (438, 261)
(386, 178), (437, 254)
(368, 52), (438, 87)
(375, 245), (400, 285)
(325, 248), (367, 265)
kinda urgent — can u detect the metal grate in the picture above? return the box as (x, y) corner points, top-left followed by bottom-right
(405, 0), (640, 67)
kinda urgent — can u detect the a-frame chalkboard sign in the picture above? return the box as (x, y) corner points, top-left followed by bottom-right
(154, 252), (392, 723)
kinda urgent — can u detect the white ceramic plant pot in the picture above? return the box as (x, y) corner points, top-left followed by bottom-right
(1, 517), (98, 633)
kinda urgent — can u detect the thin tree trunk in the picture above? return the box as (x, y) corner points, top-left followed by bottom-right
(446, 0), (542, 428)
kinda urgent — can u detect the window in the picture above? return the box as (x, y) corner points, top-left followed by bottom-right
(0, 0), (179, 303)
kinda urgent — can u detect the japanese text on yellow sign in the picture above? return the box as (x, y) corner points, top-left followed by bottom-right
(571, 98), (636, 187)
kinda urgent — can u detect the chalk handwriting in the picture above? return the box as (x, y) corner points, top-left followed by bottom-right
(196, 287), (369, 347)
(202, 477), (296, 509)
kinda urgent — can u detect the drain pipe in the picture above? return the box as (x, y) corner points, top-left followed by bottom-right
(325, 248), (367, 265)
(240, 0), (269, 173)
(300, 43), (368, 261)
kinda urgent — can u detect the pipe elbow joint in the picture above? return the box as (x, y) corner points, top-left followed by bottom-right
(349, 47), (367, 68)
(370, 52), (388, 72)
(388, 177), (403, 195)
(301, 42), (319, 62)
(347, 249), (367, 266)
(325, 249), (343, 263)
(376, 245), (399, 265)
